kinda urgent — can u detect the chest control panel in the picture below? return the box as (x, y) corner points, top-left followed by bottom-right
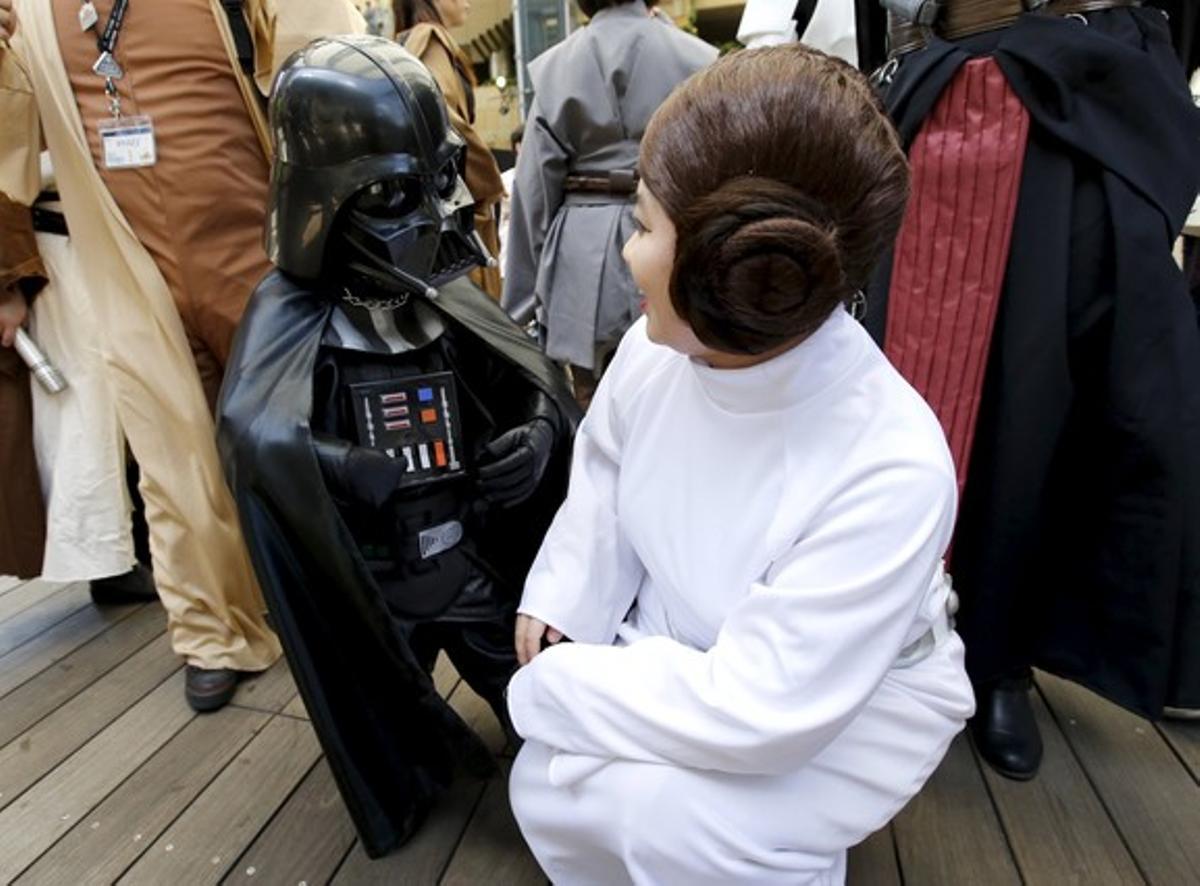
(349, 371), (466, 487)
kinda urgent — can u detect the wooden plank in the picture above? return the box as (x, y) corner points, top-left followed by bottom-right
(892, 734), (1021, 885)
(0, 582), (91, 657)
(329, 684), (502, 884)
(0, 636), (180, 812)
(119, 714), (322, 885)
(228, 656), (298, 714)
(281, 693), (309, 720)
(221, 759), (356, 886)
(16, 706), (271, 886)
(0, 671), (193, 883)
(1040, 673), (1200, 885)
(438, 684), (538, 885)
(1157, 721), (1200, 784)
(847, 826), (901, 886)
(0, 578), (68, 625)
(0, 606), (165, 748)
(434, 652), (461, 698)
(447, 682), (507, 756)
(440, 762), (542, 886)
(981, 690), (1143, 885)
(0, 600), (143, 699)
(331, 775), (489, 886)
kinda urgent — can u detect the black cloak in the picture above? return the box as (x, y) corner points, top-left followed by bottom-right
(218, 271), (580, 856)
(866, 8), (1200, 718)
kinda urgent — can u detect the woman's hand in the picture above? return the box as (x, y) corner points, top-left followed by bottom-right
(515, 614), (564, 666)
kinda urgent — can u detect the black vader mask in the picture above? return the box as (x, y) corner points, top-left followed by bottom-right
(265, 36), (489, 296)
(339, 160), (484, 298)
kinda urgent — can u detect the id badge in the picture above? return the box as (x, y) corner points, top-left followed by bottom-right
(98, 115), (157, 170)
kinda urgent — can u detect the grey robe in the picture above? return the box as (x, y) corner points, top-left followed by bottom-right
(502, 0), (716, 369)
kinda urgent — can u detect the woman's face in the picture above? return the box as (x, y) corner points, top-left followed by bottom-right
(434, 0), (470, 29)
(623, 183), (801, 368)
(623, 184), (710, 357)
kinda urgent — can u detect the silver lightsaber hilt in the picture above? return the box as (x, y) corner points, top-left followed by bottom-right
(471, 230), (499, 269)
(14, 328), (68, 394)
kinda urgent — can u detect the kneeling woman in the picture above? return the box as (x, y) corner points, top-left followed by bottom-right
(506, 45), (974, 885)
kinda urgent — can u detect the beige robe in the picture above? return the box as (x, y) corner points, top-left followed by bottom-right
(0, 0), (364, 669)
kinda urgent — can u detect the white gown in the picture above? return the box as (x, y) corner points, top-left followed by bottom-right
(737, 0), (859, 65)
(506, 309), (975, 885)
(31, 157), (134, 582)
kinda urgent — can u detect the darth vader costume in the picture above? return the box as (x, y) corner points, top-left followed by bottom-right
(217, 36), (579, 856)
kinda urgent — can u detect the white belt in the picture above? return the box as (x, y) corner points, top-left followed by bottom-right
(893, 580), (958, 669)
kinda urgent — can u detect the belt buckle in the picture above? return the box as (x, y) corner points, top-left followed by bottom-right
(608, 170), (637, 194)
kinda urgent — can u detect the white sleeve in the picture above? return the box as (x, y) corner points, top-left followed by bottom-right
(737, 0), (799, 48)
(800, 0), (858, 67)
(507, 457), (957, 776)
(514, 333), (648, 646)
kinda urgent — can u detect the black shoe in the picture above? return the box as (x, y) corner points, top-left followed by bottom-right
(970, 674), (1043, 780)
(184, 666), (242, 713)
(90, 564), (158, 605)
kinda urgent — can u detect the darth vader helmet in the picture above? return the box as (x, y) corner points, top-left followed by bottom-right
(266, 36), (488, 296)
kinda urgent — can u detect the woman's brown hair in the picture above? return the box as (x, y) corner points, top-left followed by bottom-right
(639, 44), (910, 355)
(579, 0), (637, 17)
(393, 0), (443, 32)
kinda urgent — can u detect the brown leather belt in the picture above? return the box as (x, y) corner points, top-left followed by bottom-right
(888, 0), (1143, 58)
(563, 170), (639, 196)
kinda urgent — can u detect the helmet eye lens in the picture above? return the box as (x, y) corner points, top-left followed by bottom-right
(354, 178), (422, 218)
(434, 162), (459, 199)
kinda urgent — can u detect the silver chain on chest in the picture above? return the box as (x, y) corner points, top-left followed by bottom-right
(342, 287), (410, 311)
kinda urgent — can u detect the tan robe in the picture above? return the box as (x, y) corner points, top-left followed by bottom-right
(403, 23), (504, 299)
(0, 0), (364, 669)
(52, 0), (273, 409)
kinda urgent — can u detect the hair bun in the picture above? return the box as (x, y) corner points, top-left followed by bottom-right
(673, 177), (847, 354)
(722, 215), (844, 310)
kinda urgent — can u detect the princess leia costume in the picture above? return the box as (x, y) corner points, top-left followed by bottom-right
(506, 308), (975, 884)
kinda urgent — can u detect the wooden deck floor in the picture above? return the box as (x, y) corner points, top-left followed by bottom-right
(1, 575), (1198, 885)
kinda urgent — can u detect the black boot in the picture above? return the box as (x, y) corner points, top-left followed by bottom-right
(970, 673), (1043, 780)
(90, 564), (158, 605)
(184, 666), (243, 713)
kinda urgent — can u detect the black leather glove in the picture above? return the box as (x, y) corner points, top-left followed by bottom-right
(312, 435), (407, 510)
(477, 417), (555, 508)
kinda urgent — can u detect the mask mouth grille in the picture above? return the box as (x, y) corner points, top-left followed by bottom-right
(428, 232), (482, 284)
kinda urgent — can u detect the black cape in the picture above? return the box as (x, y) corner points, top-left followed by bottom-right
(866, 9), (1200, 718)
(1149, 0), (1199, 75)
(218, 272), (580, 856)
(846, 1), (1193, 75)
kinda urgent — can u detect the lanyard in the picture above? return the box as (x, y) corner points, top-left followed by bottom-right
(90, 0), (130, 80)
(80, 0), (131, 117)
